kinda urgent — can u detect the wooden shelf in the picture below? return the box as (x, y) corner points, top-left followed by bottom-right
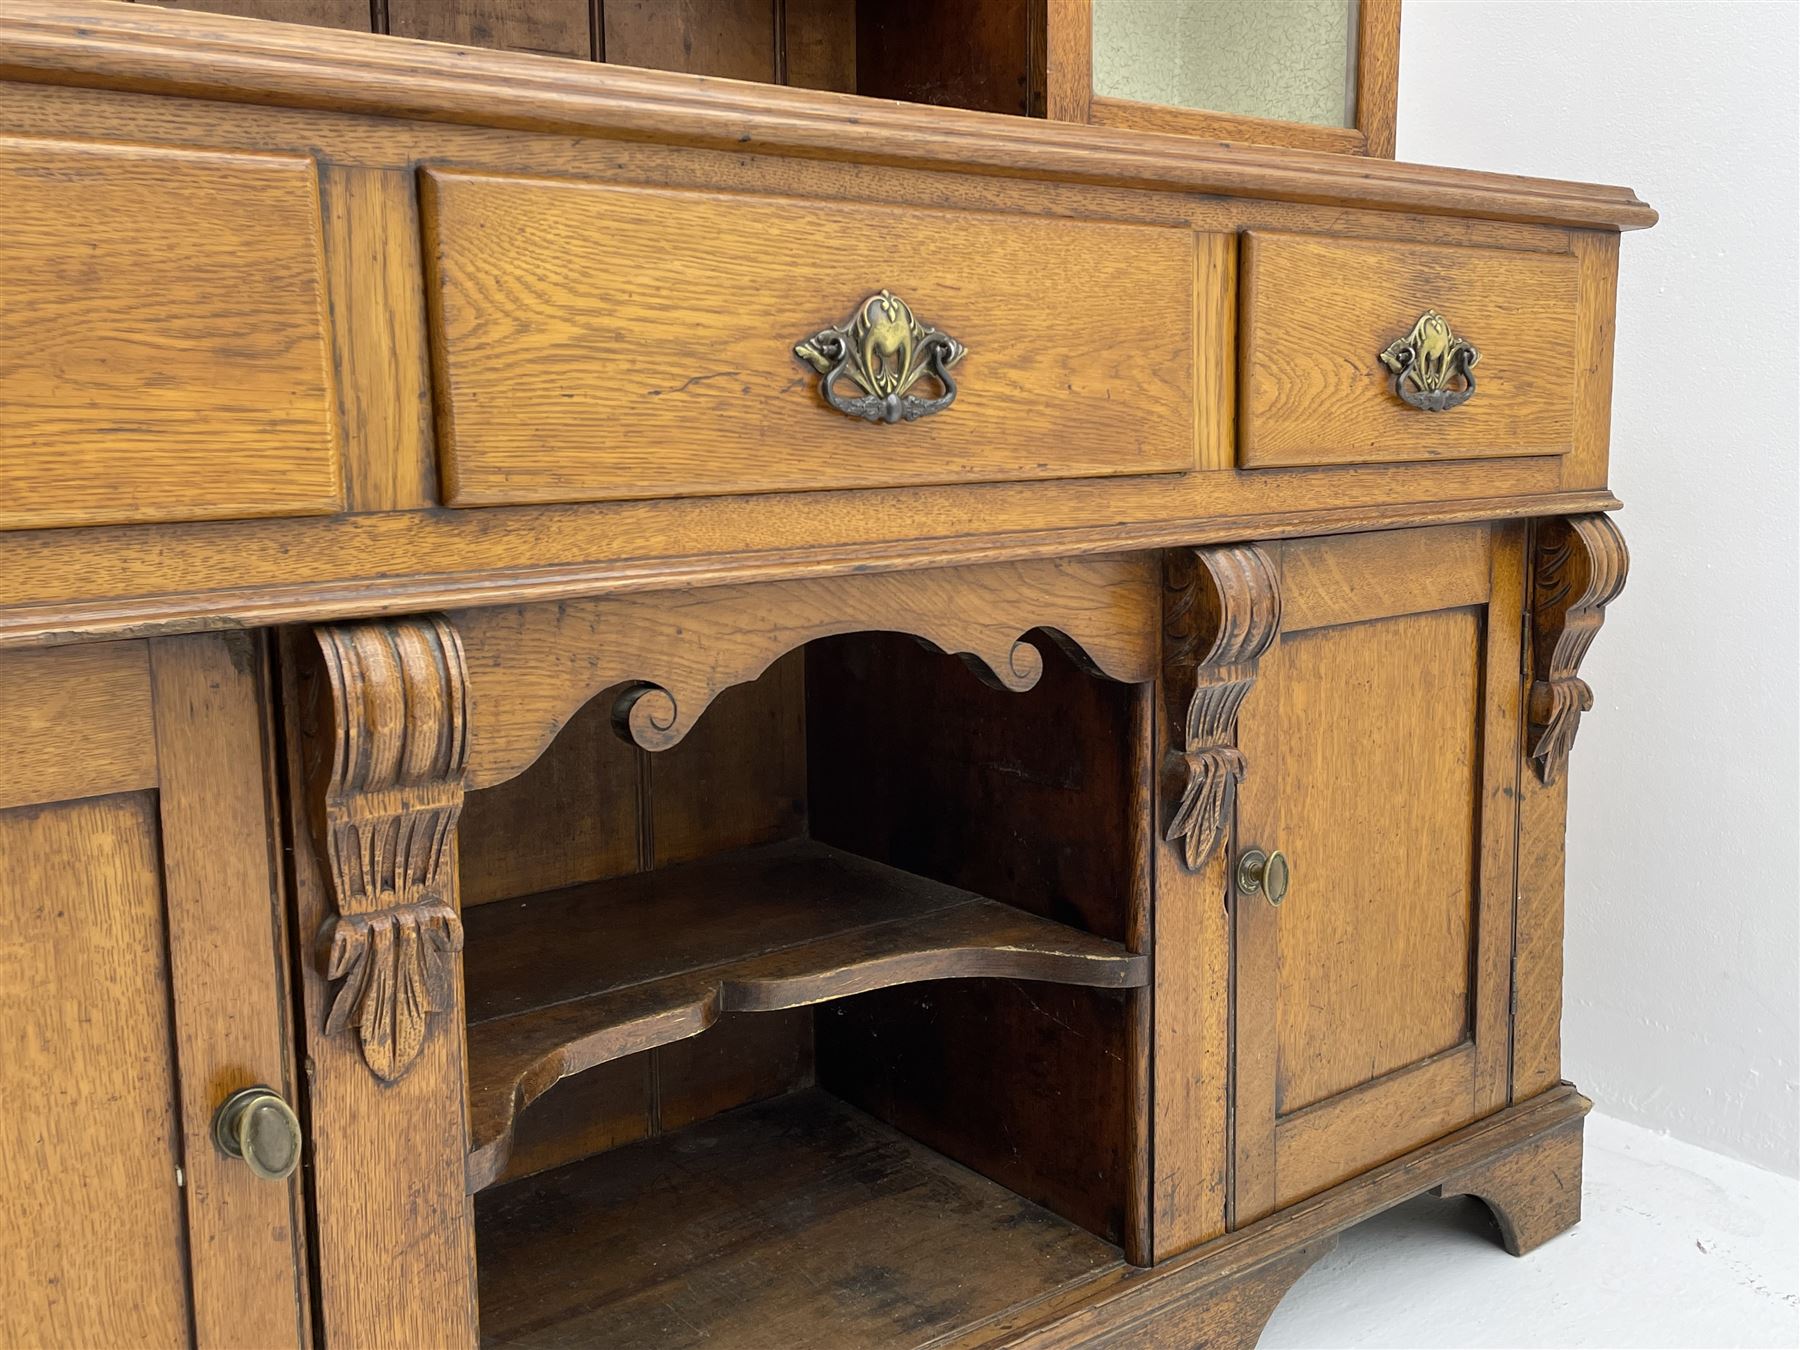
(463, 839), (1146, 1190)
(475, 1088), (1124, 1348)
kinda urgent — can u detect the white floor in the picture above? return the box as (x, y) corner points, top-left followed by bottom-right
(1261, 1114), (1800, 1349)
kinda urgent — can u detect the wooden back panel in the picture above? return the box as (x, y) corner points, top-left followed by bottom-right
(458, 656), (812, 1185)
(808, 632), (1151, 1259)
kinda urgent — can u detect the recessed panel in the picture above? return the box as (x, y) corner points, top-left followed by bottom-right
(1274, 606), (1481, 1114)
(0, 137), (341, 530)
(0, 794), (190, 1346)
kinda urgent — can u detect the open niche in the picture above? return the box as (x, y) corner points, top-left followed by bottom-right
(457, 623), (1153, 1347)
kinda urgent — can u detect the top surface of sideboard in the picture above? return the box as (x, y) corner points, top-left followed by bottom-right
(0, 1), (1651, 649)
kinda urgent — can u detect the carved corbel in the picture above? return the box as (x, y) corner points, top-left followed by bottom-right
(301, 614), (469, 1082)
(1162, 544), (1281, 870)
(1528, 515), (1629, 786)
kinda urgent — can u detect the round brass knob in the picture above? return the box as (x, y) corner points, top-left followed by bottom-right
(1237, 849), (1291, 906)
(212, 1085), (303, 1182)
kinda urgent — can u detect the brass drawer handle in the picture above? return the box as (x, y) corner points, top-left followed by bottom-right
(1380, 310), (1480, 412)
(794, 290), (966, 424)
(213, 1085), (303, 1182)
(1237, 848), (1291, 905)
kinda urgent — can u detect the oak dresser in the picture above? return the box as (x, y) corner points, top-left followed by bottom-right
(0, 2), (1652, 1345)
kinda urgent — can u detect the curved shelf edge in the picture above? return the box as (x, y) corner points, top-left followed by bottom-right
(463, 844), (1146, 1193)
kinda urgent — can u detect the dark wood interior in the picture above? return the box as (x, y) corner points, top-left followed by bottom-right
(456, 631), (1151, 1335)
(475, 1090), (1122, 1349)
(135, 0), (1043, 114)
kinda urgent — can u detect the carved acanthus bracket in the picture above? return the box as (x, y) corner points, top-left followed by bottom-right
(302, 614), (470, 1082)
(1528, 514), (1628, 786)
(1162, 544), (1281, 871)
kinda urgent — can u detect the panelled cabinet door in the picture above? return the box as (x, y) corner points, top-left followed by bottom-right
(1231, 524), (1525, 1224)
(0, 636), (309, 1349)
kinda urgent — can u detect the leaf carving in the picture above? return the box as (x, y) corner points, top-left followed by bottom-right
(303, 614), (470, 1082)
(1161, 545), (1280, 871)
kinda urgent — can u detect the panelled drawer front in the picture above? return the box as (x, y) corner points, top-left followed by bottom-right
(1238, 231), (1580, 469)
(0, 137), (341, 532)
(421, 170), (1195, 507)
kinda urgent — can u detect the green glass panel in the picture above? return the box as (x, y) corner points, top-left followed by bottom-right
(1092, 0), (1359, 129)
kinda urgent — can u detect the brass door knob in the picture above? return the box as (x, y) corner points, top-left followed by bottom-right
(212, 1085), (303, 1182)
(1237, 849), (1291, 905)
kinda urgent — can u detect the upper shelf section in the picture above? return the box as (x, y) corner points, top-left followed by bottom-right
(0, 2), (1654, 232)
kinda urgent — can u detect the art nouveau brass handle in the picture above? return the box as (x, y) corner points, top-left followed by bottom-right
(1237, 848), (1291, 906)
(794, 290), (966, 423)
(213, 1085), (303, 1182)
(1380, 310), (1480, 412)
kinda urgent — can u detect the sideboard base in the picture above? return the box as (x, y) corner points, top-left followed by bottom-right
(990, 1083), (1590, 1348)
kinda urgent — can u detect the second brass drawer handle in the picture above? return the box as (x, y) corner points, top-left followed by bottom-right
(794, 290), (966, 424)
(1380, 310), (1480, 412)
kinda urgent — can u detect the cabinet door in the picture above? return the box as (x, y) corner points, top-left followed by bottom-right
(1231, 524), (1524, 1223)
(0, 636), (308, 1348)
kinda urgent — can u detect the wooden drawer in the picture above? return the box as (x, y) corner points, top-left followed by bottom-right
(421, 170), (1195, 507)
(1238, 232), (1580, 469)
(0, 137), (341, 532)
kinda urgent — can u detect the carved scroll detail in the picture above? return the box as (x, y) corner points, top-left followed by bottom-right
(1162, 544), (1281, 871)
(1528, 515), (1628, 786)
(303, 615), (469, 1082)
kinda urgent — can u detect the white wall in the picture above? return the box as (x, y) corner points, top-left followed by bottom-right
(1399, 1), (1799, 1174)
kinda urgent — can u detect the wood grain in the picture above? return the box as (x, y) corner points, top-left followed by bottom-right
(1239, 231), (1581, 468)
(782, 0), (854, 92)
(856, 0), (1039, 116)
(966, 1086), (1591, 1347)
(1513, 773), (1569, 1100)
(0, 641), (156, 809)
(605, 0), (772, 80)
(1435, 1117), (1583, 1256)
(459, 695), (640, 906)
(462, 839), (1146, 1191)
(1274, 1046), (1479, 1209)
(650, 650), (808, 865)
(807, 631), (1149, 1256)
(0, 475), (1614, 652)
(1043, 0), (1091, 123)
(149, 631), (308, 1350)
(1565, 230), (1621, 490)
(1150, 687), (1233, 1257)
(319, 163), (437, 512)
(1354, 0), (1401, 159)
(0, 134), (340, 530)
(452, 554), (1158, 787)
(0, 4), (1657, 230)
(1273, 607), (1480, 1113)
(1278, 522), (1491, 633)
(476, 1090), (1123, 1348)
(421, 170), (1193, 506)
(1195, 230), (1236, 471)
(388, 0), (592, 58)
(300, 614), (469, 1082)
(277, 629), (479, 1350)
(1234, 525), (1519, 1221)
(1091, 97), (1366, 156)
(0, 794), (190, 1349)
(134, 0), (373, 28)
